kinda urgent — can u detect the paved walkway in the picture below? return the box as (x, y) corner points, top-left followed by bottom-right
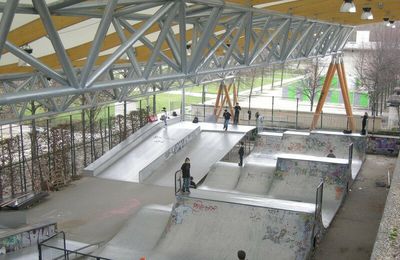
(313, 154), (397, 260)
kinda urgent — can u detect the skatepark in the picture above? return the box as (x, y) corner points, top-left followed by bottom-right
(1, 1), (400, 260)
(26, 120), (367, 259)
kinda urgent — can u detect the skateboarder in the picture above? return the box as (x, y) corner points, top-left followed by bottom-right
(238, 142), (244, 166)
(161, 107), (168, 126)
(327, 149), (336, 158)
(223, 109), (231, 131)
(233, 102), (241, 125)
(237, 250), (246, 260)
(180, 157), (191, 193)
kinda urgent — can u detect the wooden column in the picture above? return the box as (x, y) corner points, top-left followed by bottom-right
(337, 59), (355, 131)
(310, 60), (336, 129)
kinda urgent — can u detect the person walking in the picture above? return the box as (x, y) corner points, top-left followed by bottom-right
(233, 102), (241, 125)
(223, 109), (231, 131)
(361, 112), (368, 135)
(238, 142), (244, 166)
(180, 158), (191, 194)
(161, 107), (168, 126)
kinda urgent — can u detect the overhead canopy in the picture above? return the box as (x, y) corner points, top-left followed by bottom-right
(0, 0), (396, 123)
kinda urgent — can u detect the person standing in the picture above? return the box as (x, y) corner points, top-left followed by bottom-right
(361, 112), (368, 135)
(233, 102), (241, 125)
(327, 149), (336, 158)
(223, 109), (231, 131)
(238, 142), (244, 166)
(161, 107), (168, 126)
(237, 250), (246, 260)
(180, 158), (191, 194)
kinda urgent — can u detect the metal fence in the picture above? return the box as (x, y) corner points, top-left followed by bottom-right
(0, 102), (147, 200)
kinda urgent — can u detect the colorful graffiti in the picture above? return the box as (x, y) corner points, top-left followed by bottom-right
(0, 223), (57, 254)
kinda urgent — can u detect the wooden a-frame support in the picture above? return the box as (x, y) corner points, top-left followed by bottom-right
(311, 56), (356, 131)
(213, 81), (238, 119)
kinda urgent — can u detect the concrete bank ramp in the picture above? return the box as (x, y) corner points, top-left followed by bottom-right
(200, 154), (350, 227)
(153, 190), (319, 260)
(92, 204), (172, 259)
(92, 190), (320, 260)
(85, 121), (254, 185)
(280, 130), (366, 179)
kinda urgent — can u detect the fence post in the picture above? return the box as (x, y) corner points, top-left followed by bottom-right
(19, 124), (27, 192)
(271, 96), (274, 125)
(82, 109), (87, 167)
(296, 98), (299, 129)
(320, 111), (323, 129)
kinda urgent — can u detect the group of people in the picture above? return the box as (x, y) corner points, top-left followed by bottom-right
(222, 102), (242, 131)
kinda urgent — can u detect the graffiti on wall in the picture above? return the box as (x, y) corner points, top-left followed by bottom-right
(367, 136), (400, 156)
(0, 223), (57, 254)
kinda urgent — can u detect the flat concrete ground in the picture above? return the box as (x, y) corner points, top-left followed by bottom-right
(27, 177), (176, 244)
(313, 154), (397, 260)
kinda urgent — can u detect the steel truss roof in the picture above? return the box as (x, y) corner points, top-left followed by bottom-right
(0, 0), (353, 123)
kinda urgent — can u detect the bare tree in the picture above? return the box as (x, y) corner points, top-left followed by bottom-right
(300, 57), (326, 111)
(355, 25), (400, 115)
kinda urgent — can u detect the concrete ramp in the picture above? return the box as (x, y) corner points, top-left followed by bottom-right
(151, 190), (319, 260)
(143, 126), (253, 187)
(85, 121), (254, 185)
(91, 190), (320, 260)
(200, 154), (350, 227)
(280, 130), (366, 179)
(93, 204), (172, 259)
(272, 154), (350, 227)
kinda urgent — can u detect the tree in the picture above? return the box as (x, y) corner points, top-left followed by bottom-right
(355, 25), (400, 115)
(300, 57), (326, 111)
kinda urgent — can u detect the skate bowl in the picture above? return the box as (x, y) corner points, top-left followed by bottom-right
(93, 189), (322, 260)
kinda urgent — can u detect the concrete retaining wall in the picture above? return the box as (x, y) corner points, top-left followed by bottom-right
(83, 121), (164, 176)
(0, 221), (57, 255)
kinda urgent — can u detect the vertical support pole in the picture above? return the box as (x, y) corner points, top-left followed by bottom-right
(139, 100), (143, 127)
(82, 109), (87, 167)
(182, 87), (186, 121)
(46, 119), (51, 182)
(280, 63), (284, 87)
(19, 124), (26, 192)
(271, 96), (274, 125)
(338, 58), (356, 131)
(213, 83), (223, 117)
(123, 101), (127, 139)
(296, 98), (299, 129)
(108, 106), (112, 149)
(310, 58), (337, 130)
(271, 64), (275, 89)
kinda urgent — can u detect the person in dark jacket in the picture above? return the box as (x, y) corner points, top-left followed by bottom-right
(223, 109), (231, 131)
(237, 250), (246, 260)
(233, 103), (241, 125)
(181, 157), (191, 193)
(238, 142), (244, 166)
(361, 112), (368, 135)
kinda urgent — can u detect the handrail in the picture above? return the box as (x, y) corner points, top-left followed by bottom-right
(175, 169), (182, 195)
(38, 231), (111, 260)
(311, 181), (324, 248)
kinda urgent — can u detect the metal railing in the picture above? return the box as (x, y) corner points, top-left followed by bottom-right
(174, 169), (182, 195)
(38, 231), (110, 260)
